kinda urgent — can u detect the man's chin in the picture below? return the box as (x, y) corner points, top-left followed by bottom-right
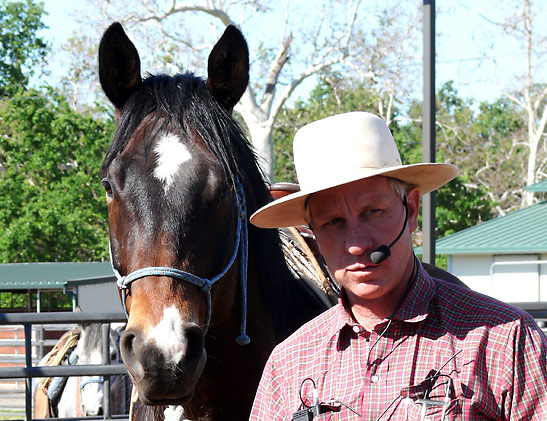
(344, 282), (388, 301)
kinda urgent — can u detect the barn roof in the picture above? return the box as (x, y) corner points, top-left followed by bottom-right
(525, 179), (547, 192)
(0, 262), (115, 290)
(415, 200), (547, 255)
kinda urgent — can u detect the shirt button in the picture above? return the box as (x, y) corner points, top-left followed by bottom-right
(371, 375), (380, 383)
(352, 325), (361, 333)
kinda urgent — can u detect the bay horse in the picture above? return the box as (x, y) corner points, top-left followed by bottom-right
(98, 23), (331, 419)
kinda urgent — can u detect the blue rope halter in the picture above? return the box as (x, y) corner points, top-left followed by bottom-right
(80, 377), (105, 390)
(109, 180), (250, 346)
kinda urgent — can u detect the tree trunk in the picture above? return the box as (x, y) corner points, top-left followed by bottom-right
(524, 133), (539, 206)
(242, 113), (275, 182)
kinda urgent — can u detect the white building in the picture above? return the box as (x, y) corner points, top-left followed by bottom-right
(427, 181), (547, 304)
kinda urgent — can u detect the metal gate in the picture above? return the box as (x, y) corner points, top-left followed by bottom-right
(0, 312), (128, 421)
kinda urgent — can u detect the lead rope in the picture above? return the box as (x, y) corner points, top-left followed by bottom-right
(235, 181), (250, 345)
(164, 405), (189, 421)
(129, 386), (139, 421)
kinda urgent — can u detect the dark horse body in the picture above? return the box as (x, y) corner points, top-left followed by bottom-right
(99, 23), (330, 419)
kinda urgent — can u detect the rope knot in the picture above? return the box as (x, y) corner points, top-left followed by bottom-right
(116, 278), (127, 289)
(236, 334), (250, 346)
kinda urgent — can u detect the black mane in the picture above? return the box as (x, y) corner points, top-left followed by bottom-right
(81, 323), (102, 347)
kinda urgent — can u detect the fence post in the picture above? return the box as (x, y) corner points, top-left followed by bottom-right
(24, 323), (32, 421)
(102, 323), (112, 419)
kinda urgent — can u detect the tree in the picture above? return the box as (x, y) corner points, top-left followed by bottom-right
(414, 81), (525, 216)
(478, 0), (547, 206)
(0, 0), (48, 96)
(0, 89), (114, 262)
(69, 0), (362, 180)
(345, 3), (421, 127)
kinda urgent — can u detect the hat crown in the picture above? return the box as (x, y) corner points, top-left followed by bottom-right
(294, 112), (402, 191)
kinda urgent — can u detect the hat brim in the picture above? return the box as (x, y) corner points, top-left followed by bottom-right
(250, 163), (458, 228)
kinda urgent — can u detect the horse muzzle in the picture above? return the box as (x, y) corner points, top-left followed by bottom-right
(120, 323), (206, 405)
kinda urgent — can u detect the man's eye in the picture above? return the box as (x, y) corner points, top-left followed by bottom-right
(325, 217), (343, 227)
(364, 209), (382, 217)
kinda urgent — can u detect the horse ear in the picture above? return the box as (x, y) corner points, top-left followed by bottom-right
(207, 25), (249, 113)
(99, 22), (142, 110)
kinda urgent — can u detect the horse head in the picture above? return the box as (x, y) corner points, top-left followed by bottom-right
(98, 22), (252, 407)
(57, 323), (123, 417)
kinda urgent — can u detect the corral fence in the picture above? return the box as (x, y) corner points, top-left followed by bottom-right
(0, 312), (128, 421)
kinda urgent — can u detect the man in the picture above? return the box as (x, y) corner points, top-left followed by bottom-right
(249, 112), (547, 420)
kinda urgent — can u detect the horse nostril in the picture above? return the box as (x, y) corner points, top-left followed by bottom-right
(183, 324), (205, 360)
(121, 331), (136, 356)
(120, 329), (146, 382)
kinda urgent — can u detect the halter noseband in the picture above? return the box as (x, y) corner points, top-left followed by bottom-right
(109, 180), (250, 346)
(80, 377), (104, 390)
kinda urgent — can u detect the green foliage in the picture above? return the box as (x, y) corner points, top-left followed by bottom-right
(429, 82), (526, 213)
(434, 176), (494, 237)
(399, 82), (497, 239)
(0, 89), (114, 262)
(0, 290), (72, 310)
(0, 0), (48, 95)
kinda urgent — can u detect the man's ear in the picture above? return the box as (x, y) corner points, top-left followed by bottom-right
(407, 187), (420, 233)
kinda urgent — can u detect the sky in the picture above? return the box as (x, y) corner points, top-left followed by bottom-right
(435, 1), (540, 104)
(38, 0), (545, 107)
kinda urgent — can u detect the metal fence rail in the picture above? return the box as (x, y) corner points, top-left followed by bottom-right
(0, 312), (128, 421)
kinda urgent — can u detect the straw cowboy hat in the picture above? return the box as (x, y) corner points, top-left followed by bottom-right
(250, 111), (458, 228)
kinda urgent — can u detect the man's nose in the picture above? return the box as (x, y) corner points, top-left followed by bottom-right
(345, 224), (373, 256)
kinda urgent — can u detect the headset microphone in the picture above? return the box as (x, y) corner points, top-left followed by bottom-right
(370, 197), (409, 264)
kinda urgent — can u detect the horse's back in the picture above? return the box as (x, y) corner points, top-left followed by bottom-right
(422, 262), (469, 289)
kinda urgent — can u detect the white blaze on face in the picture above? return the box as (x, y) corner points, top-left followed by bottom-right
(146, 305), (187, 363)
(153, 133), (192, 191)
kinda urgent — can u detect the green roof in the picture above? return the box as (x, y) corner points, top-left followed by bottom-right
(415, 201), (547, 255)
(0, 262), (115, 290)
(525, 179), (547, 192)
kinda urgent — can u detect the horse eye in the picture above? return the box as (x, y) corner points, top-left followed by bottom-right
(110, 351), (118, 361)
(102, 179), (114, 198)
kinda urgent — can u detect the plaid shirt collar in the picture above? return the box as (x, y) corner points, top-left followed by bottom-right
(327, 259), (435, 341)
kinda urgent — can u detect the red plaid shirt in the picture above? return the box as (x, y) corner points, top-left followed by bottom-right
(250, 262), (547, 420)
